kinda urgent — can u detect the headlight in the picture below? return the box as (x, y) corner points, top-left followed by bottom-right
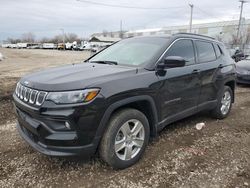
(46, 89), (100, 104)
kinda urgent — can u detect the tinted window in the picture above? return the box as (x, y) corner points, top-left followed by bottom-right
(196, 41), (216, 62)
(214, 44), (222, 58)
(164, 39), (195, 65)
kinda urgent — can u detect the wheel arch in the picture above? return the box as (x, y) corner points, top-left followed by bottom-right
(95, 95), (159, 146)
(224, 80), (235, 103)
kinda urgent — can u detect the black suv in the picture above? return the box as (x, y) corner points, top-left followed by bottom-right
(13, 33), (236, 169)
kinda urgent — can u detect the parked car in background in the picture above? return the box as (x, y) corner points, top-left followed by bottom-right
(231, 48), (245, 62)
(82, 42), (92, 51)
(65, 42), (73, 50)
(236, 56), (250, 84)
(13, 33), (236, 169)
(57, 43), (65, 50)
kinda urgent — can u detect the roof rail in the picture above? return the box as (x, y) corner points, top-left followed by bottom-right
(174, 32), (215, 40)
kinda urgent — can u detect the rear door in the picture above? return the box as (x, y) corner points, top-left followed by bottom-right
(194, 40), (221, 107)
(158, 39), (201, 124)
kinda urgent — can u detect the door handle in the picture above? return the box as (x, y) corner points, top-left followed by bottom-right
(192, 69), (200, 74)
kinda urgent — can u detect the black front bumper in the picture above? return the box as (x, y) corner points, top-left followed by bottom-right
(13, 94), (104, 157)
(17, 122), (96, 156)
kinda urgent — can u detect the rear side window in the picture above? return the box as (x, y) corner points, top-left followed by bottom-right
(196, 41), (216, 63)
(214, 44), (223, 58)
(164, 39), (195, 66)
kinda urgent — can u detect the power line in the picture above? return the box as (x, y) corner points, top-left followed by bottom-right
(195, 6), (228, 22)
(76, 0), (184, 10)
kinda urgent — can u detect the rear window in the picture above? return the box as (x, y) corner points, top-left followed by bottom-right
(196, 41), (216, 63)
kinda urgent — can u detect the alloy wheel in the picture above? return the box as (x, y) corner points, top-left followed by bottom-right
(220, 90), (231, 115)
(115, 119), (145, 161)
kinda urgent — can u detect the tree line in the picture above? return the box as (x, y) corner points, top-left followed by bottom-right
(6, 32), (86, 44)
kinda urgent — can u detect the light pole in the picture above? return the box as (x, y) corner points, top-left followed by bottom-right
(120, 20), (123, 39)
(60, 28), (65, 50)
(237, 0), (247, 45)
(189, 4), (194, 33)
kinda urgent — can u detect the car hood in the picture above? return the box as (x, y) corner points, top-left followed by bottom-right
(236, 60), (250, 70)
(20, 63), (137, 91)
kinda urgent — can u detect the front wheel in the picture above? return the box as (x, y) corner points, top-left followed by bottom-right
(211, 86), (233, 119)
(99, 108), (150, 169)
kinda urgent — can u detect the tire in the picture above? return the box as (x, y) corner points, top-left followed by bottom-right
(211, 86), (233, 119)
(99, 108), (150, 169)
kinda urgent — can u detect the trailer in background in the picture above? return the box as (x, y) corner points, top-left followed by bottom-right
(17, 43), (28, 49)
(27, 43), (41, 49)
(42, 43), (56, 49)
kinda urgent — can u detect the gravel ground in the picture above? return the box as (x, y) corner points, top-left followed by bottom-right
(0, 48), (249, 188)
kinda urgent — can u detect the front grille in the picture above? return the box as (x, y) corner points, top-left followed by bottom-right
(15, 83), (47, 106)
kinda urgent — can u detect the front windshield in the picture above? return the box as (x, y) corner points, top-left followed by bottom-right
(89, 37), (169, 66)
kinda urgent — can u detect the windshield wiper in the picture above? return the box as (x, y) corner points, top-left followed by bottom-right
(90, 61), (118, 65)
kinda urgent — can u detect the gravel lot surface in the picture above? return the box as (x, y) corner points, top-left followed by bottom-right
(0, 48), (249, 188)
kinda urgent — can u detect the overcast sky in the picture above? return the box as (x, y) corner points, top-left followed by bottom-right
(0, 0), (249, 41)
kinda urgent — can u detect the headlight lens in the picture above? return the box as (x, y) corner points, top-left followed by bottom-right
(46, 89), (100, 104)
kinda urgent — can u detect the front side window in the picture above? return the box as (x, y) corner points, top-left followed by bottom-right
(164, 39), (195, 66)
(196, 41), (216, 63)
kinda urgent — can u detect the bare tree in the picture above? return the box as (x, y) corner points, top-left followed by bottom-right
(66, 33), (78, 42)
(50, 35), (64, 43)
(40, 37), (50, 43)
(6, 37), (21, 44)
(21, 32), (36, 43)
(229, 34), (240, 48)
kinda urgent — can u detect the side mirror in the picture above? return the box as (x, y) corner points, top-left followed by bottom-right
(157, 56), (186, 69)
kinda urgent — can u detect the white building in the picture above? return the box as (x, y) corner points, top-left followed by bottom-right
(124, 19), (250, 48)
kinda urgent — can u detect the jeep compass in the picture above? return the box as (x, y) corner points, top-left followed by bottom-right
(13, 33), (236, 169)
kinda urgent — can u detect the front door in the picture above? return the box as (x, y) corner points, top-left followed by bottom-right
(157, 39), (201, 124)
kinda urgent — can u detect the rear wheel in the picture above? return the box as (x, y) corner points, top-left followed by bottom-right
(211, 86), (233, 119)
(99, 108), (150, 169)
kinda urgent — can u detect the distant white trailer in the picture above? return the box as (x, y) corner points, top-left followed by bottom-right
(10, 44), (18, 48)
(42, 43), (56, 49)
(1, 44), (11, 48)
(17, 43), (28, 49)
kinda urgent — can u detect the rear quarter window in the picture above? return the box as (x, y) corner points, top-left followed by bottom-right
(214, 44), (223, 58)
(196, 41), (216, 63)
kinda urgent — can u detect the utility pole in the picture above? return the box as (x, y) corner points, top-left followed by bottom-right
(120, 20), (123, 39)
(60, 28), (65, 50)
(237, 0), (247, 44)
(189, 4), (194, 33)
